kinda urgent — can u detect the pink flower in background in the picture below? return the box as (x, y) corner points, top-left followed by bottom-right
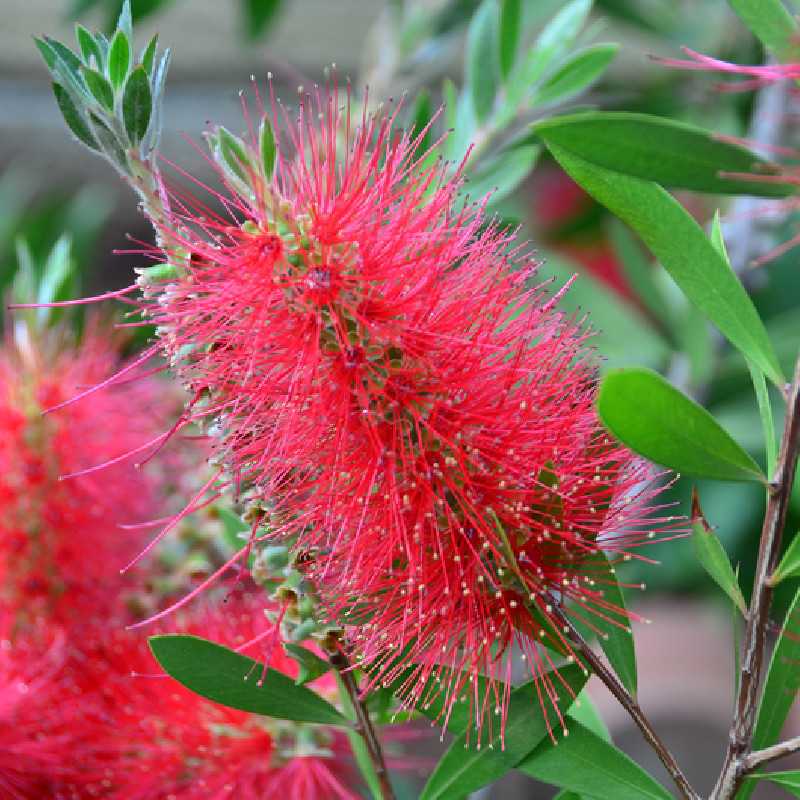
(0, 321), (180, 626)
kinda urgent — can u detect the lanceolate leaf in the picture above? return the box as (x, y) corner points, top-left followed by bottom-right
(747, 771), (800, 795)
(122, 67), (152, 145)
(543, 143), (784, 385)
(740, 589), (800, 800)
(283, 642), (332, 686)
(519, 719), (673, 800)
(149, 634), (348, 726)
(771, 533), (800, 585)
(585, 553), (638, 696)
(465, 144), (540, 204)
(52, 83), (98, 151)
(533, 112), (794, 197)
(598, 368), (765, 482)
(466, 0), (500, 122)
(420, 664), (588, 799)
(691, 489), (747, 613)
(108, 29), (131, 92)
(499, 0), (521, 79)
(533, 43), (619, 107)
(729, 0), (799, 61)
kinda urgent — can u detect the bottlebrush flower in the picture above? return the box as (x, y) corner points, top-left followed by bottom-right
(0, 320), (179, 625)
(0, 613), (104, 799)
(68, 85), (679, 741)
(53, 595), (356, 799)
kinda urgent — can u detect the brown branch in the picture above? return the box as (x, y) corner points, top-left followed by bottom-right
(743, 734), (800, 772)
(545, 596), (702, 800)
(712, 354), (800, 800)
(329, 648), (396, 800)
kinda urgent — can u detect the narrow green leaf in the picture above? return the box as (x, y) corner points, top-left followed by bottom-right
(81, 66), (114, 110)
(122, 66), (152, 145)
(543, 143), (784, 385)
(108, 29), (131, 92)
(568, 690), (610, 741)
(501, 0), (592, 121)
(409, 89), (433, 162)
(691, 489), (747, 613)
(256, 116), (276, 181)
(739, 589), (800, 800)
(466, 0), (500, 122)
(44, 36), (83, 75)
(729, 0), (799, 61)
(499, 0), (521, 79)
(608, 219), (672, 334)
(598, 368), (765, 482)
(88, 112), (127, 166)
(149, 634), (348, 726)
(242, 0), (283, 40)
(283, 643), (332, 686)
(52, 83), (98, 151)
(420, 664), (588, 799)
(534, 43), (618, 106)
(586, 553), (638, 695)
(532, 112), (794, 197)
(772, 533), (800, 585)
(35, 37), (58, 70)
(116, 0), (133, 41)
(141, 34), (159, 75)
(218, 126), (251, 183)
(75, 24), (103, 67)
(747, 770), (800, 794)
(519, 719), (673, 800)
(465, 145), (540, 204)
(333, 671), (383, 800)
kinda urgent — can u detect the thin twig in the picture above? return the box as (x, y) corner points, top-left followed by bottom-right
(329, 648), (396, 800)
(743, 734), (800, 772)
(712, 354), (800, 800)
(545, 596), (702, 800)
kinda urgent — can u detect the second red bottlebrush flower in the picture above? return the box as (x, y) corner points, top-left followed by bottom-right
(104, 86), (678, 741)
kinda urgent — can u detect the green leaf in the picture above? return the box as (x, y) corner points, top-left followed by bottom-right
(499, 0), (521, 79)
(283, 643), (332, 686)
(729, 0), (799, 61)
(108, 29), (131, 92)
(333, 671), (384, 800)
(409, 89), (433, 162)
(532, 112), (795, 197)
(122, 66), (152, 145)
(242, 0), (283, 40)
(149, 634), (348, 726)
(116, 0), (133, 41)
(466, 0), (500, 122)
(141, 34), (159, 75)
(598, 368), (765, 482)
(52, 83), (98, 151)
(420, 664), (588, 799)
(465, 144), (540, 204)
(772, 532), (800, 585)
(519, 719), (673, 800)
(43, 36), (83, 76)
(501, 0), (592, 123)
(554, 793), (583, 800)
(217, 126), (251, 183)
(739, 589), (800, 800)
(568, 690), (610, 741)
(257, 117), (277, 181)
(538, 251), (669, 371)
(691, 489), (747, 613)
(534, 43), (618, 106)
(748, 771), (800, 794)
(75, 24), (103, 67)
(81, 66), (114, 110)
(542, 142), (784, 385)
(607, 219), (672, 334)
(586, 553), (638, 696)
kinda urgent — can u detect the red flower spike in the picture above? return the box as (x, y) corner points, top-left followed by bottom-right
(58, 84), (682, 743)
(0, 322), (182, 627)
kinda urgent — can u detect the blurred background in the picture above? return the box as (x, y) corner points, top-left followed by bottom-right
(2, 0), (799, 797)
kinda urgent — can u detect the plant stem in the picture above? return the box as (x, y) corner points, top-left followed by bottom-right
(329, 648), (395, 800)
(712, 353), (800, 800)
(546, 596), (702, 800)
(743, 735), (800, 772)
